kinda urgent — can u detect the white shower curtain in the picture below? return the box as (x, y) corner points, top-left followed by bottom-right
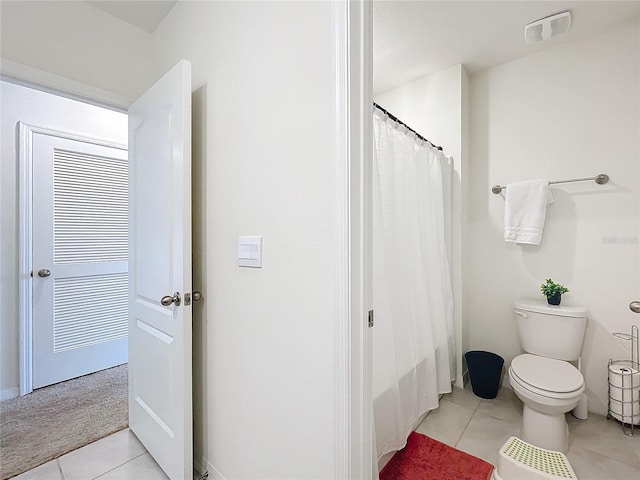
(372, 110), (455, 462)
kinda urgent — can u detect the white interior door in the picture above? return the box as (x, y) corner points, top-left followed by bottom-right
(128, 60), (192, 480)
(31, 133), (128, 389)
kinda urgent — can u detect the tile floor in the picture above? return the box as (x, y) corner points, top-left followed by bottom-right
(14, 386), (640, 479)
(415, 385), (640, 480)
(13, 429), (168, 480)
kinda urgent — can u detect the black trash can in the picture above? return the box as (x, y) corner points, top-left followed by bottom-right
(464, 350), (504, 399)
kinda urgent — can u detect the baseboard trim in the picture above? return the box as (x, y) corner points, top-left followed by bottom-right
(206, 460), (225, 480)
(462, 368), (470, 387)
(1, 387), (19, 402)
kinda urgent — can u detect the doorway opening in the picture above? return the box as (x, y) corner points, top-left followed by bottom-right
(1, 79), (129, 478)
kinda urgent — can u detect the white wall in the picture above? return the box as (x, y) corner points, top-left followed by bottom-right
(375, 65), (464, 162)
(0, 1), (156, 103)
(374, 65), (469, 387)
(0, 81), (128, 400)
(3, 1), (359, 478)
(468, 20), (640, 415)
(151, 3), (344, 477)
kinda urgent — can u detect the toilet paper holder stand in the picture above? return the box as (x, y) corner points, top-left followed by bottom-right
(609, 324), (639, 436)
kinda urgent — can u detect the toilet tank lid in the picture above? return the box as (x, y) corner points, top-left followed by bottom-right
(514, 299), (587, 318)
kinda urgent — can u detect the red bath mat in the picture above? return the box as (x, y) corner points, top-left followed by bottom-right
(380, 432), (494, 480)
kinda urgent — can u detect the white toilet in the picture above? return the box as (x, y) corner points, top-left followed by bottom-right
(508, 299), (587, 453)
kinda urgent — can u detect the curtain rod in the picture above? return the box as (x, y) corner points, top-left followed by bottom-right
(373, 102), (443, 151)
(491, 174), (610, 194)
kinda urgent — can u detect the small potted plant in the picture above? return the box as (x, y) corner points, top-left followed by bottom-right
(540, 278), (569, 305)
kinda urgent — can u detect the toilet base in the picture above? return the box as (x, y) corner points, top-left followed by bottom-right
(521, 405), (569, 453)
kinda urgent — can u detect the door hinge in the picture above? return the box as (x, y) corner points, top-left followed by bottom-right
(368, 310), (374, 328)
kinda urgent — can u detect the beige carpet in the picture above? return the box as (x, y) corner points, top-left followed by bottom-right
(0, 364), (128, 479)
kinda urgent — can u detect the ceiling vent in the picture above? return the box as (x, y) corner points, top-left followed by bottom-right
(524, 11), (572, 44)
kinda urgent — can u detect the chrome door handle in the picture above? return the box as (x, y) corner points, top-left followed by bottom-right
(630, 301), (640, 313)
(37, 268), (51, 278)
(193, 291), (202, 302)
(161, 292), (181, 307)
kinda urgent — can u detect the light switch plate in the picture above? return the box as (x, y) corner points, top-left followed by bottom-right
(238, 236), (262, 268)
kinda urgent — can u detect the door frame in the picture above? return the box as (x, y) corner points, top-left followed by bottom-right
(334, 1), (374, 477)
(17, 122), (127, 395)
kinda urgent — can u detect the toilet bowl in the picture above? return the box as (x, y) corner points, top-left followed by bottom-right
(509, 353), (584, 453)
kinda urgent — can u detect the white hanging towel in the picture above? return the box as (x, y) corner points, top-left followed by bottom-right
(504, 179), (554, 245)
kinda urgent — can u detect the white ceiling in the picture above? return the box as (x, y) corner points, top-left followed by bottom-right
(374, 0), (640, 94)
(88, 0), (176, 33)
(84, 1), (639, 93)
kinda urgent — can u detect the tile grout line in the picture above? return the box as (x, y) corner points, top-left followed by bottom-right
(453, 400), (480, 448)
(89, 451), (148, 480)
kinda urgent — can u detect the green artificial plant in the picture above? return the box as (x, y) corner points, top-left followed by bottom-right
(540, 278), (569, 298)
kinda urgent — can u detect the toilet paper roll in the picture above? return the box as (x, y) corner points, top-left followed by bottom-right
(608, 361), (640, 425)
(609, 409), (640, 425)
(609, 398), (640, 417)
(610, 385), (640, 402)
(608, 362), (640, 388)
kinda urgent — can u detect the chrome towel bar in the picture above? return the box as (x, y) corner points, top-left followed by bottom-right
(491, 174), (609, 194)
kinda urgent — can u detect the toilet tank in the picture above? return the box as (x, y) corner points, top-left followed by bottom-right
(514, 299), (587, 361)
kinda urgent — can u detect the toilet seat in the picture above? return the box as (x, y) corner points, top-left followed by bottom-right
(510, 354), (583, 398)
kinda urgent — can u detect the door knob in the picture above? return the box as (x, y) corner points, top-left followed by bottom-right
(193, 291), (202, 302)
(37, 268), (51, 278)
(630, 301), (640, 313)
(160, 292), (181, 307)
